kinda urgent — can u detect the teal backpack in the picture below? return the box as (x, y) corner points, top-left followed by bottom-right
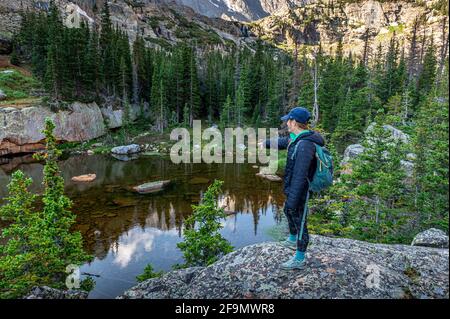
(291, 138), (334, 193)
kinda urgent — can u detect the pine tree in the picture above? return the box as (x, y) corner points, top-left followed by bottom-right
(150, 59), (167, 132)
(99, 0), (114, 95)
(341, 111), (409, 242)
(414, 40), (437, 107)
(0, 119), (92, 298)
(44, 1), (64, 103)
(220, 95), (232, 128)
(188, 48), (201, 126)
(412, 61), (449, 231)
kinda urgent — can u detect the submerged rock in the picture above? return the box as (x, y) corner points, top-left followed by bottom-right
(71, 174), (96, 182)
(24, 286), (88, 299)
(411, 228), (448, 249)
(133, 180), (171, 194)
(111, 144), (141, 155)
(256, 173), (282, 182)
(189, 177), (210, 185)
(120, 235), (449, 299)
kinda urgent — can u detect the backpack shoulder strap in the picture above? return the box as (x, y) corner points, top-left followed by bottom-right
(291, 136), (317, 160)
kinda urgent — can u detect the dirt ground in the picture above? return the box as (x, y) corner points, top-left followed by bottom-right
(0, 55), (32, 76)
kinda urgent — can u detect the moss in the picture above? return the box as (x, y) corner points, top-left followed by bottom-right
(404, 266), (420, 282)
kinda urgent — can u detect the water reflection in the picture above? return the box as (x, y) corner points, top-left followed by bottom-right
(0, 153), (285, 298)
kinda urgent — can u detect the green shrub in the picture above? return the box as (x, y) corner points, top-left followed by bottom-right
(136, 264), (164, 282)
(0, 118), (92, 298)
(177, 180), (233, 267)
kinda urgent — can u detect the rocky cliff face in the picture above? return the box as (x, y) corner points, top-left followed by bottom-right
(248, 0), (448, 56)
(172, 1), (316, 21)
(120, 231), (449, 299)
(0, 100), (152, 156)
(0, 0), (255, 52)
(0, 102), (107, 156)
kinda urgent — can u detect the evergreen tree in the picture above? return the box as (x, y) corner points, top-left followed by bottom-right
(44, 1), (64, 102)
(414, 40), (437, 107)
(341, 111), (410, 242)
(150, 58), (167, 132)
(0, 119), (92, 298)
(220, 95), (232, 128)
(412, 61), (449, 231)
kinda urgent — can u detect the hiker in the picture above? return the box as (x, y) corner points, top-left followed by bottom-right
(264, 107), (326, 270)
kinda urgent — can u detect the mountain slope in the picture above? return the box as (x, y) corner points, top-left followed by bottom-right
(0, 0), (257, 52)
(173, 0), (305, 21)
(247, 0), (448, 56)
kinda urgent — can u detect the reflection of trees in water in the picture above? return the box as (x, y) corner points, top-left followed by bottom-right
(2, 154), (287, 261)
(78, 185), (285, 260)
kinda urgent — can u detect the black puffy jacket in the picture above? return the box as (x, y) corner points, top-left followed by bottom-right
(266, 131), (325, 211)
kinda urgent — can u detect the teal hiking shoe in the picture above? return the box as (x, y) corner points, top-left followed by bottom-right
(280, 256), (306, 270)
(279, 239), (297, 250)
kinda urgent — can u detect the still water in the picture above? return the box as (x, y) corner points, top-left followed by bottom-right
(0, 153), (286, 298)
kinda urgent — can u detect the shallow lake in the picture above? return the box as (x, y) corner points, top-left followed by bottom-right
(0, 153), (286, 298)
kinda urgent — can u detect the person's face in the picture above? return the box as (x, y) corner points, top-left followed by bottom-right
(287, 119), (296, 133)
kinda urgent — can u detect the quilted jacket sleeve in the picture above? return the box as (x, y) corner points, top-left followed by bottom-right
(264, 136), (290, 150)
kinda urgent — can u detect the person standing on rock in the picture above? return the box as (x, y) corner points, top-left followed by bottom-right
(263, 107), (326, 270)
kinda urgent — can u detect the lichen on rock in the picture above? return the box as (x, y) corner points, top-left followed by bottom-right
(120, 234), (449, 299)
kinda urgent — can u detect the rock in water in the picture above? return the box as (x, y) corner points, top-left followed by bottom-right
(24, 286), (88, 299)
(111, 153), (139, 161)
(133, 180), (171, 194)
(111, 144), (141, 155)
(189, 177), (210, 185)
(411, 228), (449, 249)
(71, 174), (96, 182)
(119, 235), (449, 299)
(256, 173), (282, 182)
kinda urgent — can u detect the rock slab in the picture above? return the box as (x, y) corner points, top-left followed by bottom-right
(133, 180), (171, 194)
(0, 102), (106, 156)
(120, 235), (449, 299)
(24, 286), (88, 299)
